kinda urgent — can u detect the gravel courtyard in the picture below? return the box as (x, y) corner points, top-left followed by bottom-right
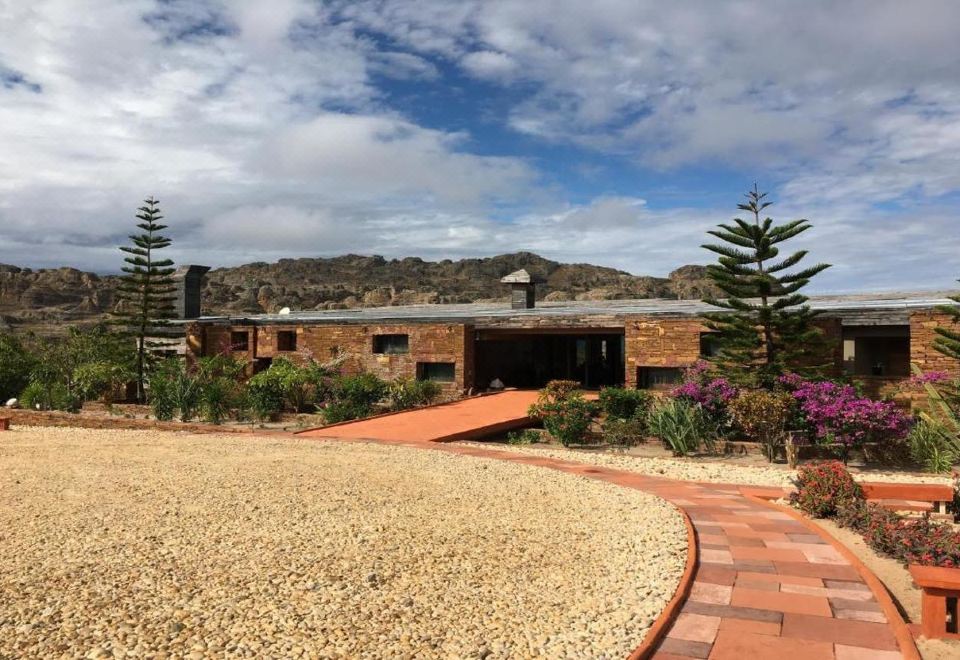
(0, 428), (686, 659)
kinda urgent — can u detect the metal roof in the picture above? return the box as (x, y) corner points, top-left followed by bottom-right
(183, 290), (958, 326)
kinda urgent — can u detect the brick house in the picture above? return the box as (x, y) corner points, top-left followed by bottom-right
(181, 271), (959, 401)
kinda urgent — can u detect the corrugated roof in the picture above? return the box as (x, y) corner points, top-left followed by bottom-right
(183, 290), (959, 326)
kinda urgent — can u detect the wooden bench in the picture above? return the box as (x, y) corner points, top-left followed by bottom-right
(909, 565), (960, 640)
(861, 482), (955, 517)
(0, 417), (10, 431)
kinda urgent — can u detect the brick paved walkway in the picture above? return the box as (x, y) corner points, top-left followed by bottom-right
(297, 390), (540, 442)
(296, 435), (918, 659)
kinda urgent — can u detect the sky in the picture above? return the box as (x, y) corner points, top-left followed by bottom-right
(1, 0), (959, 292)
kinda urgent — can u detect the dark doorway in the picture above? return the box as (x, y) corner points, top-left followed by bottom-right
(474, 331), (625, 390)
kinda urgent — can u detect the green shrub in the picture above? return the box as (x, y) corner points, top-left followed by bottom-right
(333, 373), (388, 408)
(322, 399), (372, 424)
(908, 418), (957, 473)
(598, 387), (652, 421)
(648, 399), (710, 456)
(0, 333), (35, 401)
(533, 380), (582, 407)
(19, 381), (48, 410)
(534, 396), (598, 447)
(149, 375), (176, 421)
(729, 390), (794, 461)
(506, 429), (541, 445)
(387, 378), (442, 411)
(247, 370), (286, 421)
(200, 378), (232, 425)
(19, 381), (79, 412)
(790, 461), (864, 518)
(602, 415), (647, 448)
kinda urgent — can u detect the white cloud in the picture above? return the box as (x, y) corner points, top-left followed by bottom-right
(0, 0), (958, 294)
(460, 51), (517, 80)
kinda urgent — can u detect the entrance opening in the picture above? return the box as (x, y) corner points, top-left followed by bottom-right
(474, 330), (625, 390)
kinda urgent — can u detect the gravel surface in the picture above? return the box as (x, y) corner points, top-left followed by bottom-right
(0, 428), (686, 659)
(460, 442), (955, 488)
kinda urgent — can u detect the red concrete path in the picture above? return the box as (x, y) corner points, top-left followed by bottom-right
(294, 434), (919, 659)
(297, 390), (540, 442)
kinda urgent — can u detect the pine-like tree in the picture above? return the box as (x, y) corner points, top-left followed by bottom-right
(114, 198), (176, 403)
(701, 186), (831, 388)
(934, 283), (960, 361)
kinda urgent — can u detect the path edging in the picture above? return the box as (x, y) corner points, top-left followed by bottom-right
(628, 506), (699, 660)
(744, 494), (922, 660)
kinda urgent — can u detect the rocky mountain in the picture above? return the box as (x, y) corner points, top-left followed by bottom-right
(0, 253), (719, 334)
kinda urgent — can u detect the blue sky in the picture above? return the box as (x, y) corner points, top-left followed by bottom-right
(0, 0), (959, 293)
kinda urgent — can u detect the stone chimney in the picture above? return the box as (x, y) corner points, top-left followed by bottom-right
(500, 269), (541, 310)
(173, 265), (210, 319)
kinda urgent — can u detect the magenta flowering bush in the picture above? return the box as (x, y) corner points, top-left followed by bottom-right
(671, 361), (738, 439)
(672, 378), (738, 416)
(778, 374), (912, 447)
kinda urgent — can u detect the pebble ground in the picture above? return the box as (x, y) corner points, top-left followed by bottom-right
(466, 442), (955, 487)
(0, 428), (686, 659)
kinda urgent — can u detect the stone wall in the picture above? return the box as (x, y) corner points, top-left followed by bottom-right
(192, 322), (473, 393)
(910, 311), (960, 377)
(624, 317), (705, 388)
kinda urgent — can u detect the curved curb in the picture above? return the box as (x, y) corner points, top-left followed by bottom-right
(744, 494), (922, 660)
(628, 506), (698, 660)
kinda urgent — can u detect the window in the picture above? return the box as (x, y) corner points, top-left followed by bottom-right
(638, 367), (682, 389)
(276, 330), (297, 352)
(231, 331), (249, 352)
(699, 332), (721, 358)
(373, 334), (409, 354)
(418, 362), (455, 383)
(842, 326), (910, 377)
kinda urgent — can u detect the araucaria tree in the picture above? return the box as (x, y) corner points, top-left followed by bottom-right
(934, 282), (960, 361)
(114, 198), (176, 402)
(701, 186), (831, 389)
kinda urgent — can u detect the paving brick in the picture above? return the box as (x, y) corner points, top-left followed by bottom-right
(773, 561), (861, 580)
(700, 549), (733, 564)
(689, 582), (732, 605)
(694, 565), (737, 586)
(786, 533), (828, 544)
(708, 630), (834, 660)
(834, 608), (887, 623)
(717, 617), (780, 636)
(834, 643), (903, 660)
(667, 613), (721, 644)
(829, 597), (882, 612)
(824, 579), (871, 591)
(780, 613), (900, 650)
(682, 601), (783, 623)
(726, 536), (765, 547)
(657, 637), (712, 659)
(730, 587), (832, 616)
(736, 571), (823, 588)
(780, 584), (874, 601)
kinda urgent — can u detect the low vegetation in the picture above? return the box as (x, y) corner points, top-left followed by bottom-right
(793, 461), (960, 568)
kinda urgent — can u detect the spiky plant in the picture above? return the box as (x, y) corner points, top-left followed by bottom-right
(113, 197), (176, 403)
(934, 283), (960, 361)
(701, 186), (831, 388)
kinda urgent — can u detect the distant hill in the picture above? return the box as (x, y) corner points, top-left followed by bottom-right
(0, 252), (718, 335)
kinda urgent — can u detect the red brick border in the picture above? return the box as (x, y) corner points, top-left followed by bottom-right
(628, 507), (699, 659)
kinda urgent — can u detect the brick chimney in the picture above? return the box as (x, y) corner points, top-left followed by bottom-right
(501, 269), (541, 310)
(173, 265), (210, 319)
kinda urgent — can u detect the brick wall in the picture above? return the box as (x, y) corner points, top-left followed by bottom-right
(195, 322), (473, 394)
(624, 317), (705, 387)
